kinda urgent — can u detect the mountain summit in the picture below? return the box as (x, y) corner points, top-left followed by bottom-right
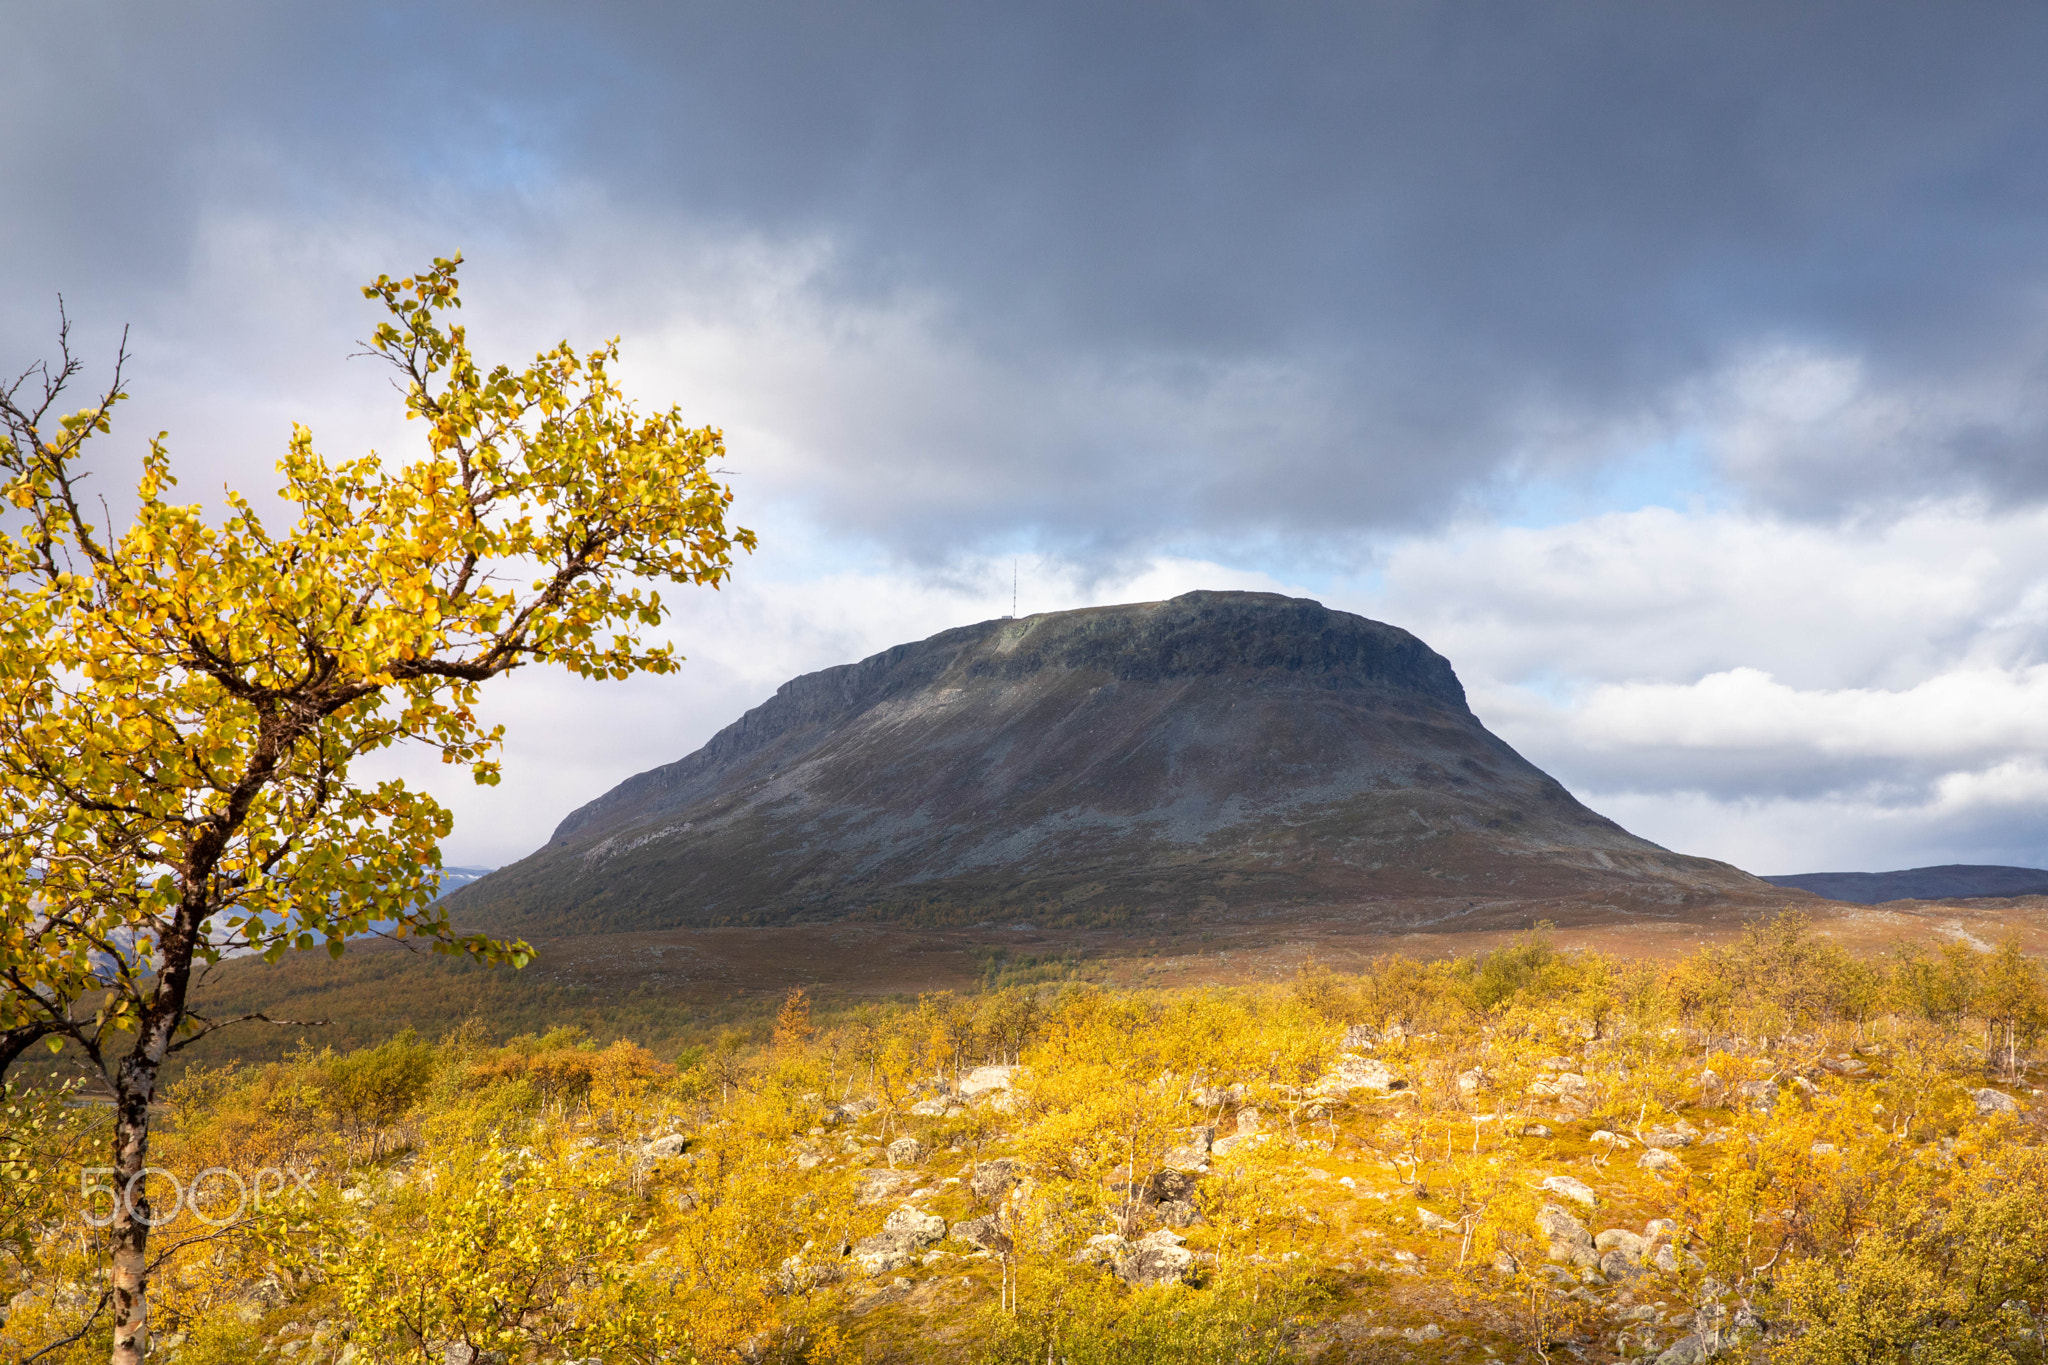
(452, 591), (1767, 933)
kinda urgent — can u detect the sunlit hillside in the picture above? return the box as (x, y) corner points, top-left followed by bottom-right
(4, 916), (2045, 1364)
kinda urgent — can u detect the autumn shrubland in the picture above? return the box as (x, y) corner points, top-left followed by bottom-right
(3, 913), (2046, 1364)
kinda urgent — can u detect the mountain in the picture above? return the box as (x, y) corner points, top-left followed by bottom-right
(448, 591), (1771, 935)
(432, 866), (494, 900)
(1762, 864), (2048, 905)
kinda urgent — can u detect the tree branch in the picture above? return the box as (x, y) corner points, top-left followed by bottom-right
(166, 1011), (330, 1053)
(22, 1287), (113, 1363)
(0, 1022), (54, 1084)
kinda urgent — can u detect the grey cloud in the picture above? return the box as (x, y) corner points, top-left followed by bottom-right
(9, 2), (2048, 559)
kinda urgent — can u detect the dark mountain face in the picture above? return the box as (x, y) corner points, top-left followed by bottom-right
(451, 591), (1768, 934)
(1763, 865), (2048, 905)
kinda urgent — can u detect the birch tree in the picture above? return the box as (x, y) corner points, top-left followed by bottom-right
(0, 255), (753, 1363)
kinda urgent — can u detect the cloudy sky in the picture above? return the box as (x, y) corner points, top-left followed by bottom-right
(9, 2), (2048, 875)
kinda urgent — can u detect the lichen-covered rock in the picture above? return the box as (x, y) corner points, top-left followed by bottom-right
(1535, 1203), (1590, 1243)
(849, 1238), (914, 1276)
(1638, 1148), (1682, 1173)
(970, 1158), (1023, 1202)
(1596, 1229), (1647, 1260)
(642, 1133), (690, 1159)
(950, 1214), (1011, 1254)
(1528, 1071), (1597, 1099)
(1319, 1057), (1405, 1093)
(1162, 1125), (1214, 1171)
(886, 1136), (925, 1166)
(824, 1098), (876, 1124)
(1735, 1080), (1777, 1112)
(1973, 1087), (2021, 1116)
(1210, 1127), (1270, 1158)
(1536, 1203), (1597, 1268)
(1076, 1233), (1129, 1265)
(884, 1205), (945, 1242)
(852, 1205), (948, 1274)
(959, 1065), (1019, 1098)
(1599, 1248), (1643, 1281)
(442, 1345), (509, 1365)
(1652, 1333), (1711, 1365)
(1141, 1168), (1200, 1206)
(775, 1253), (842, 1293)
(1539, 1175), (1597, 1208)
(856, 1168), (917, 1204)
(1118, 1229), (1195, 1287)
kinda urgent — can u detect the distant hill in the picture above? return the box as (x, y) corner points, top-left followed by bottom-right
(447, 591), (1771, 935)
(433, 866), (494, 900)
(1762, 864), (2048, 905)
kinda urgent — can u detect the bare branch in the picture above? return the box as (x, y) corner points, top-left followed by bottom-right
(166, 1010), (330, 1054)
(21, 1288), (114, 1363)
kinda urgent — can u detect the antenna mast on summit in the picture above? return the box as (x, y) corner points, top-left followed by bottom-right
(1012, 561), (1017, 618)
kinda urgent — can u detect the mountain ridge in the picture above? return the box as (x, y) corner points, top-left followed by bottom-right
(548, 592), (1471, 847)
(450, 591), (1770, 935)
(1763, 864), (2048, 905)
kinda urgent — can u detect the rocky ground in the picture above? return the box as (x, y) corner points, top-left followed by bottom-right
(13, 920), (2046, 1363)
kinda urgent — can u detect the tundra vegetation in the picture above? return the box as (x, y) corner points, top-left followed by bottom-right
(2, 914), (2044, 1364)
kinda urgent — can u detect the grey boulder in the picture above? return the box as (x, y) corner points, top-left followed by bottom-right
(851, 1205), (948, 1275)
(970, 1158), (1024, 1203)
(1118, 1229), (1195, 1288)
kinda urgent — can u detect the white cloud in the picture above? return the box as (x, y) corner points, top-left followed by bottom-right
(1570, 666), (2048, 758)
(1362, 504), (2048, 693)
(1340, 502), (2048, 874)
(1589, 762), (2048, 877)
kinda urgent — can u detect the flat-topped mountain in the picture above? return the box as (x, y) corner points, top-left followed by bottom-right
(449, 591), (1770, 934)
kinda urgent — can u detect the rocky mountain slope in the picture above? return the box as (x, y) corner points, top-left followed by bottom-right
(449, 591), (1770, 935)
